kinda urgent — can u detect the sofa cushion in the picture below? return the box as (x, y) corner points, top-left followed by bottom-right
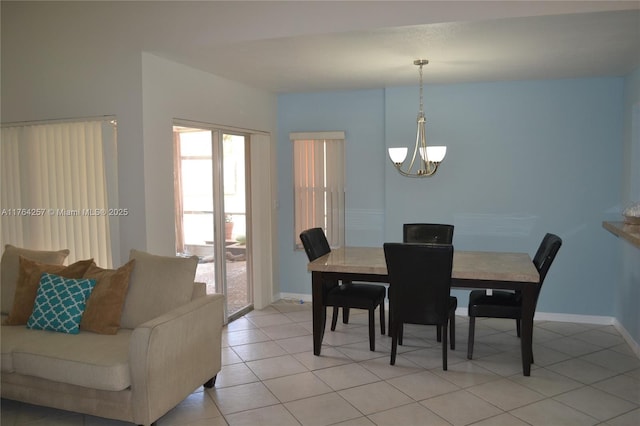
(3, 257), (94, 325)
(1, 245), (69, 315)
(80, 259), (136, 334)
(27, 273), (97, 334)
(10, 328), (132, 391)
(0, 324), (43, 373)
(120, 250), (198, 329)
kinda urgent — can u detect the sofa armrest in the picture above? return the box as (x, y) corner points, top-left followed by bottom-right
(128, 293), (224, 425)
(192, 281), (206, 299)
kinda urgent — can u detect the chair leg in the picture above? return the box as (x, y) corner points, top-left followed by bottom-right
(331, 307), (339, 331)
(368, 308), (375, 351)
(518, 320), (532, 364)
(437, 326), (442, 342)
(379, 303), (386, 335)
(398, 323), (404, 346)
(343, 307), (350, 324)
(390, 322), (400, 365)
(203, 375), (217, 388)
(442, 323), (448, 371)
(450, 312), (456, 350)
(388, 302), (393, 338)
(467, 316), (476, 359)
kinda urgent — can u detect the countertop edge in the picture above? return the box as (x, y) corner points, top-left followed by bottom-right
(603, 221), (640, 249)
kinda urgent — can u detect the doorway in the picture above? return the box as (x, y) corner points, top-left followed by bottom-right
(173, 124), (252, 321)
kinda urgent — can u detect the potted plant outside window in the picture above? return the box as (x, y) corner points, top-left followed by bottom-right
(225, 214), (234, 240)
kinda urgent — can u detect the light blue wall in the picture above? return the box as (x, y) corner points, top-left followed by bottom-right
(385, 79), (623, 315)
(277, 90), (386, 294)
(617, 68), (640, 342)
(278, 77), (624, 319)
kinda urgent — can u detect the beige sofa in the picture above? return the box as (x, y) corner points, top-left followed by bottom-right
(1, 245), (224, 426)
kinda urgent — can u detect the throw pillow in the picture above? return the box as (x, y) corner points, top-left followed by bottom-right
(1, 245), (70, 315)
(80, 259), (136, 334)
(119, 250), (198, 329)
(4, 257), (94, 325)
(27, 273), (97, 334)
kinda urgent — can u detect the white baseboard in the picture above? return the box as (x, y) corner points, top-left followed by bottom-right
(533, 311), (615, 325)
(452, 308), (617, 325)
(278, 293), (312, 304)
(613, 318), (640, 358)
(531, 313), (639, 357)
(278, 293), (639, 357)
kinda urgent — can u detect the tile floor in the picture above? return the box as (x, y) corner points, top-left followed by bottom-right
(2, 300), (639, 425)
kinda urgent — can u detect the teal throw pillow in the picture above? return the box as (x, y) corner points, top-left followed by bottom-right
(27, 273), (97, 334)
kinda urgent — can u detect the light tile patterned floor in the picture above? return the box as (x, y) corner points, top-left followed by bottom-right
(2, 301), (639, 425)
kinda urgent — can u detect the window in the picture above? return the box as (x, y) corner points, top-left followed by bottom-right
(291, 131), (345, 248)
(1, 118), (118, 267)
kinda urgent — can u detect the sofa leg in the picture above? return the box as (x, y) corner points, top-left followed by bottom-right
(204, 375), (217, 388)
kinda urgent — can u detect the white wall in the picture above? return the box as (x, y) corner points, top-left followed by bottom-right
(1, 2), (147, 265)
(141, 53), (277, 251)
(141, 53), (279, 307)
(1, 5), (280, 309)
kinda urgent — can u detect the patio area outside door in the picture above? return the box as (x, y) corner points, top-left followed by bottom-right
(173, 124), (252, 321)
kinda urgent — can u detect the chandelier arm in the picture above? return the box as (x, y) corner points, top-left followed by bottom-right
(406, 118), (421, 171)
(391, 160), (439, 177)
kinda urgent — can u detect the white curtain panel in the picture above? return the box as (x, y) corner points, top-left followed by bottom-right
(1, 120), (115, 267)
(324, 139), (345, 248)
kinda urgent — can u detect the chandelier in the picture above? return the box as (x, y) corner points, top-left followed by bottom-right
(388, 59), (446, 177)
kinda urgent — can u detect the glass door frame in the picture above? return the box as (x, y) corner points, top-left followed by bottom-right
(173, 120), (253, 323)
(214, 129), (254, 322)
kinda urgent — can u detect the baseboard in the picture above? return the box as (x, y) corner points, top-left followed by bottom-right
(278, 293), (312, 304)
(278, 293), (639, 357)
(613, 318), (640, 358)
(533, 311), (615, 325)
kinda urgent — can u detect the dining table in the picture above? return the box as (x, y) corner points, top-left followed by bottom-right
(307, 246), (540, 376)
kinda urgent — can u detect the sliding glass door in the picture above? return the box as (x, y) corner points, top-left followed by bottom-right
(173, 124), (252, 321)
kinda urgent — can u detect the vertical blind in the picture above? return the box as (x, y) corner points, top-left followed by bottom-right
(291, 131), (345, 248)
(1, 119), (116, 267)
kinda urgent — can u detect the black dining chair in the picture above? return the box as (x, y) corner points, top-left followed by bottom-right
(403, 223), (454, 245)
(300, 227), (386, 351)
(467, 233), (562, 360)
(384, 242), (455, 370)
(400, 223), (456, 348)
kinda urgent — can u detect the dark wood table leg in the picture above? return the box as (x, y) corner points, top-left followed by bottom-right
(312, 271), (326, 356)
(520, 285), (536, 376)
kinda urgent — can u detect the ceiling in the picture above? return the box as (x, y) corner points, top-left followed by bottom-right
(6, 1), (640, 94)
(137, 1), (640, 93)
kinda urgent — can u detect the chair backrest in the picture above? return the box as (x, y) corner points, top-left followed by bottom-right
(403, 223), (454, 244)
(384, 243), (454, 326)
(532, 233), (562, 285)
(299, 227), (331, 262)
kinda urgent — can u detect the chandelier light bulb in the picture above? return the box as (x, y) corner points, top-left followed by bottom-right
(388, 147), (408, 164)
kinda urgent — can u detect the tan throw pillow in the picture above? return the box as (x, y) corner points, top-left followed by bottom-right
(1, 245), (70, 314)
(119, 250), (198, 329)
(80, 259), (136, 334)
(4, 257), (94, 325)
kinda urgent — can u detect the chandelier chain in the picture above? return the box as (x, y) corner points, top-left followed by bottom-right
(419, 63), (424, 116)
